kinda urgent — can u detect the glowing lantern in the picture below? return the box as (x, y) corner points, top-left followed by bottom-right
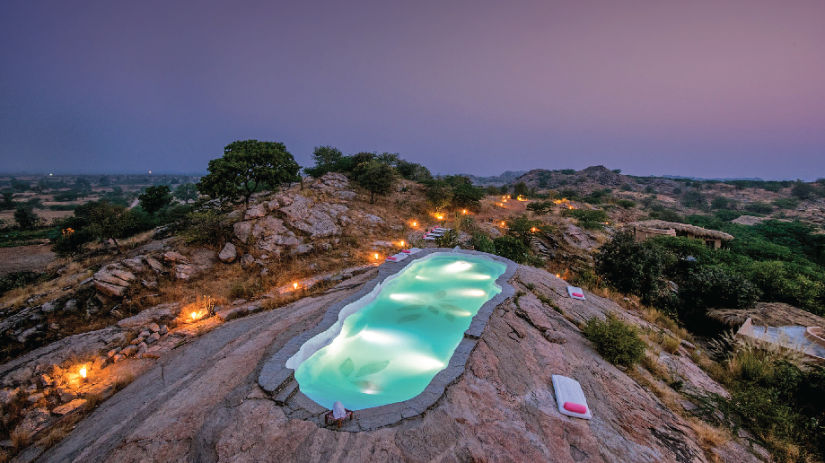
(435, 213), (444, 220)
(293, 282), (299, 290)
(190, 311), (198, 321)
(555, 273), (561, 278)
(461, 209), (468, 215)
(79, 366), (87, 379)
(530, 227), (538, 233)
(411, 220), (418, 227)
(399, 240), (405, 247)
(499, 221), (506, 228)
(373, 253), (380, 260)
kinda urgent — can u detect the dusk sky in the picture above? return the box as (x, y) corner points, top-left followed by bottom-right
(1, 0), (823, 179)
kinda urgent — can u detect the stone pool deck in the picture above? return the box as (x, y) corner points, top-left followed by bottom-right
(257, 248), (518, 431)
(38, 259), (766, 462)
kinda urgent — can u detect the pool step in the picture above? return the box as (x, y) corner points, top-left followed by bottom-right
(274, 379), (299, 405)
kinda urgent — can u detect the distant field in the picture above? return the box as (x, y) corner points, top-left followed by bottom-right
(0, 244), (55, 276)
(0, 208), (74, 225)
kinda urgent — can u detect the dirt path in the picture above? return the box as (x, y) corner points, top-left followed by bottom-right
(0, 244), (55, 276)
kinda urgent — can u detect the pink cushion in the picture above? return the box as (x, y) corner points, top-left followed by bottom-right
(563, 402), (587, 414)
(402, 249), (411, 253)
(572, 293), (584, 298)
(386, 257), (397, 261)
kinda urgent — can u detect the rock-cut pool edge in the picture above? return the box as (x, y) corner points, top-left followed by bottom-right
(257, 248), (517, 431)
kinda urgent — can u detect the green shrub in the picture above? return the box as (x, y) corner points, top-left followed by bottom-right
(181, 210), (231, 246)
(471, 232), (496, 254)
(492, 235), (528, 263)
(772, 197), (800, 210)
(595, 232), (672, 304)
(563, 209), (608, 229)
(713, 209), (739, 222)
(583, 314), (645, 367)
(744, 201), (773, 214)
(616, 199), (635, 209)
(506, 215), (541, 245)
(435, 229), (459, 248)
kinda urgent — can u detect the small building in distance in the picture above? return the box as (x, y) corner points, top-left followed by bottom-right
(627, 220), (734, 249)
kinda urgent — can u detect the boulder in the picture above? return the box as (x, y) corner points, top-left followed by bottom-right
(52, 398), (87, 415)
(162, 251), (188, 264)
(290, 244), (314, 256)
(234, 221), (254, 243)
(120, 257), (146, 273)
(117, 303), (179, 329)
(94, 280), (128, 298)
(144, 256), (165, 273)
(244, 203), (268, 219)
(362, 213), (383, 224)
(334, 190), (357, 200)
(279, 195), (345, 238)
(175, 264), (198, 280)
(218, 243), (237, 263)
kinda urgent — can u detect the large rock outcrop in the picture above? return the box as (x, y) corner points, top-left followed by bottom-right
(37, 265), (765, 462)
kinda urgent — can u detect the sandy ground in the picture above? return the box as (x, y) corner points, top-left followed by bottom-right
(0, 208), (74, 225)
(0, 244), (56, 276)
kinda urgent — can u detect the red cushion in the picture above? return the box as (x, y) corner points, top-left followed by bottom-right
(563, 402), (587, 414)
(572, 293), (584, 298)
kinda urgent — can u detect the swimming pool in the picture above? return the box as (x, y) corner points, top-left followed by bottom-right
(751, 325), (825, 359)
(285, 252), (507, 410)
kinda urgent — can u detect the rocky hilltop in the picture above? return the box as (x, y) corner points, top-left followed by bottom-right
(36, 264), (766, 463)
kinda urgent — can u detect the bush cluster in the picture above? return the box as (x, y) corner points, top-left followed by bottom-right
(582, 314), (645, 367)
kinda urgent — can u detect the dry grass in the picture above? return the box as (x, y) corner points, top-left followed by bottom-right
(10, 428), (31, 450)
(0, 261), (92, 308)
(687, 418), (731, 458)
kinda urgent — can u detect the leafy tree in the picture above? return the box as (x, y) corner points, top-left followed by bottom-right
(513, 181), (529, 197)
(173, 183), (199, 203)
(74, 177), (93, 197)
(14, 206), (38, 229)
(138, 185), (172, 215)
(451, 183), (484, 211)
(677, 267), (759, 322)
(711, 196), (735, 210)
(506, 215), (541, 245)
(396, 160), (432, 182)
(0, 191), (14, 210)
(595, 232), (672, 305)
(424, 180), (453, 210)
(353, 159), (396, 204)
(198, 140), (301, 205)
(791, 181), (816, 200)
(681, 189), (706, 209)
(9, 178), (29, 192)
(305, 145), (344, 177)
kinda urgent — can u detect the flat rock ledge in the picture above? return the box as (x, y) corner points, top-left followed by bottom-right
(257, 248), (518, 431)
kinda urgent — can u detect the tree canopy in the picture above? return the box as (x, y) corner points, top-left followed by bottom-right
(353, 159), (396, 203)
(139, 185), (172, 215)
(197, 140), (300, 205)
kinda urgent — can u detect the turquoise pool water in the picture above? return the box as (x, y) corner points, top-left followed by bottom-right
(287, 253), (506, 410)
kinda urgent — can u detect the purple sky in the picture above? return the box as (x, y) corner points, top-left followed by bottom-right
(1, 0), (823, 179)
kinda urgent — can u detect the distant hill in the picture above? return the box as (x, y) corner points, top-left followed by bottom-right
(462, 170), (526, 186)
